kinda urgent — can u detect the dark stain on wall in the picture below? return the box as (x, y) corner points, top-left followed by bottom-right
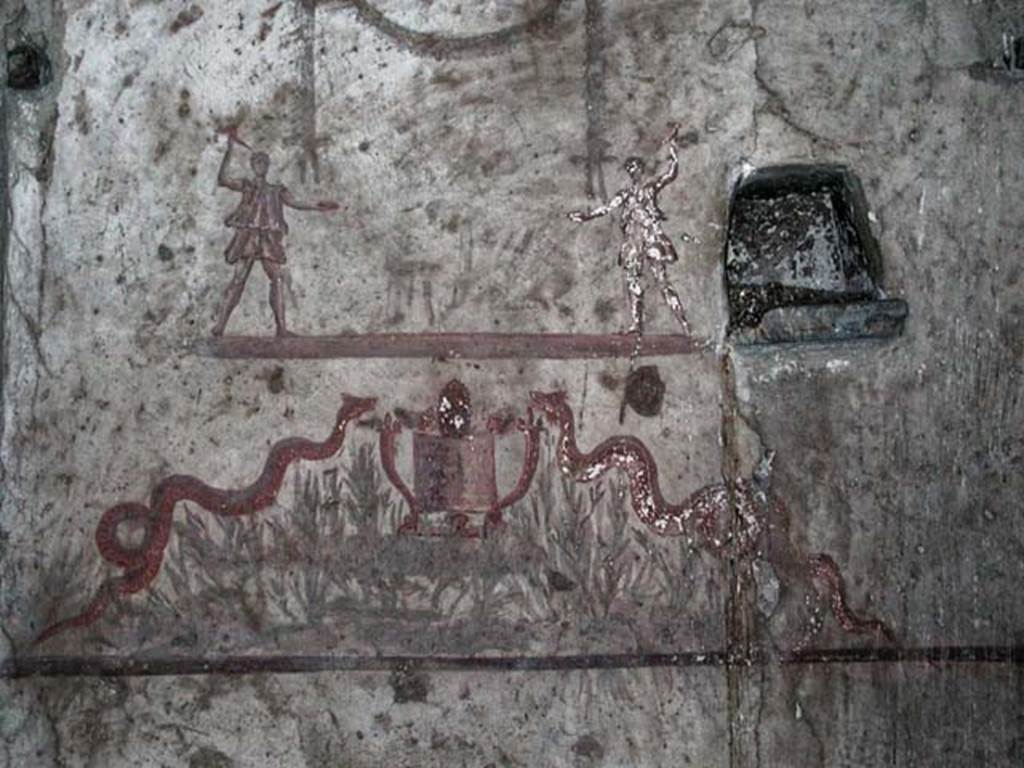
(624, 365), (665, 417)
(390, 663), (430, 703)
(170, 5), (205, 35)
(7, 43), (52, 90)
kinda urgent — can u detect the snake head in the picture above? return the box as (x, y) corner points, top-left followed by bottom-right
(339, 394), (377, 421)
(528, 391), (568, 423)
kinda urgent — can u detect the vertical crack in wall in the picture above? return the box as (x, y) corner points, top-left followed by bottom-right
(719, 349), (747, 768)
(749, 0), (845, 152)
(725, 5), (770, 761)
(719, 350), (769, 767)
(32, 93), (58, 385)
(1, 0), (65, 629)
(298, 0), (320, 183)
(748, 0), (763, 156)
(3, 1), (64, 413)
(3, 0), (64, 474)
(583, 0), (607, 200)
(1, 66), (9, 476)
(0, 4), (25, 490)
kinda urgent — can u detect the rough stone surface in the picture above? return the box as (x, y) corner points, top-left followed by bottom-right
(2, 1), (1023, 766)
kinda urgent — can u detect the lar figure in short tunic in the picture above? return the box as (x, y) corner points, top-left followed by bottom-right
(224, 179), (289, 265)
(211, 128), (339, 338)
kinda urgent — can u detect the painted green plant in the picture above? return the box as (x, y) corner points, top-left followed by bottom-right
(74, 434), (716, 653)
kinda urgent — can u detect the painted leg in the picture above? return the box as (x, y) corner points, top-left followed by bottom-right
(625, 264), (645, 335)
(649, 260), (691, 334)
(212, 259), (254, 337)
(262, 260), (294, 337)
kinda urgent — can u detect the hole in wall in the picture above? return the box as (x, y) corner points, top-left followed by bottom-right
(724, 164), (907, 345)
(724, 164), (882, 330)
(7, 43), (52, 90)
(1003, 32), (1024, 72)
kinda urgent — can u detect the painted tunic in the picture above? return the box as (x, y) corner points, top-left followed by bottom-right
(224, 180), (289, 264)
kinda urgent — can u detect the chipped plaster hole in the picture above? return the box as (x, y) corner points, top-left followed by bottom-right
(7, 43), (52, 90)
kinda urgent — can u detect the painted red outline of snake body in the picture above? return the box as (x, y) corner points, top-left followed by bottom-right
(35, 394), (377, 644)
(528, 390), (894, 646)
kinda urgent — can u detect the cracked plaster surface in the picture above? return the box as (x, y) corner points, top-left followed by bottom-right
(2, 0), (1023, 766)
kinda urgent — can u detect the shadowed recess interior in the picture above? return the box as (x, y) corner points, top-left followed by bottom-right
(725, 164), (908, 344)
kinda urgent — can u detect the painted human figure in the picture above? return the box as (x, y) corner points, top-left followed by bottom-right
(212, 127), (340, 337)
(568, 124), (692, 335)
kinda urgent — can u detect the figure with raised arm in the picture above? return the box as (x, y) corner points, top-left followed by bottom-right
(212, 127), (341, 337)
(568, 124), (694, 336)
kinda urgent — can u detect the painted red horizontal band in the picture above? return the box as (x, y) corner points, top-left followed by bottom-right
(196, 333), (703, 360)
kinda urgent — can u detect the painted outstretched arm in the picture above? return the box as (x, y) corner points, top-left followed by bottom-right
(217, 131), (244, 192)
(654, 125), (681, 191)
(567, 191), (625, 223)
(281, 189), (341, 213)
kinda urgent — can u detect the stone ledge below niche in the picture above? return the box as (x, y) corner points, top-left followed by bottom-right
(730, 298), (908, 346)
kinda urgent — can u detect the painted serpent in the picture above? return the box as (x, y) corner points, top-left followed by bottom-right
(35, 394), (377, 644)
(529, 390), (894, 646)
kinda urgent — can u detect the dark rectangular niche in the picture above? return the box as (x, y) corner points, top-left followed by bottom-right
(1006, 33), (1024, 72)
(725, 164), (907, 345)
(967, 32), (1024, 85)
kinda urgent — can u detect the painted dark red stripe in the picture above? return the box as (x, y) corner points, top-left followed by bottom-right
(197, 333), (701, 360)
(3, 646), (1022, 679)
